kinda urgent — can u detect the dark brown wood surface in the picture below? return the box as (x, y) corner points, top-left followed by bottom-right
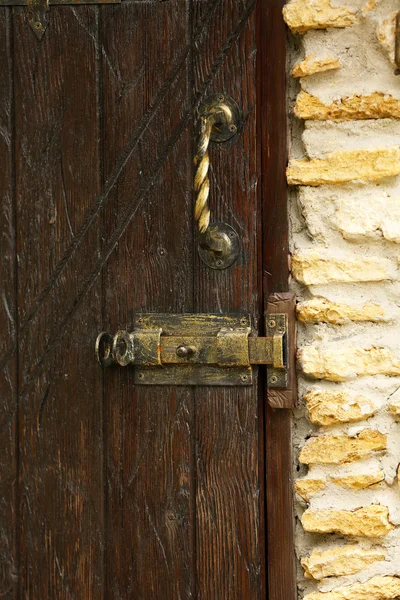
(100, 3), (195, 597)
(14, 7), (104, 598)
(0, 1), (294, 598)
(0, 10), (17, 599)
(258, 0), (297, 597)
(192, 1), (263, 598)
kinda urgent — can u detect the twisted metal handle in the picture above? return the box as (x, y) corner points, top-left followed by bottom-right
(193, 95), (237, 233)
(193, 95), (241, 269)
(194, 103), (235, 233)
(194, 115), (212, 234)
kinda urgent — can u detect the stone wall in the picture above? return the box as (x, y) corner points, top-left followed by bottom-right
(283, 0), (400, 597)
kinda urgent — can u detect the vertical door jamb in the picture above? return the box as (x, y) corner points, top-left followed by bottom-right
(257, 1), (298, 599)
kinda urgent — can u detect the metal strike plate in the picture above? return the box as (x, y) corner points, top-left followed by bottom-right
(266, 313), (288, 389)
(96, 311), (289, 387)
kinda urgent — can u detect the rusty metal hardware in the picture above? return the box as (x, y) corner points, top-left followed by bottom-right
(96, 311), (291, 387)
(194, 94), (241, 270)
(0, 0), (120, 40)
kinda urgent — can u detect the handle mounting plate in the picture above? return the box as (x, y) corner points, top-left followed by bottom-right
(198, 94), (241, 143)
(198, 222), (240, 270)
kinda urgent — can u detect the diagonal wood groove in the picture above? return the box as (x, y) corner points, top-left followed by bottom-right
(19, 0), (224, 335)
(0, 0), (224, 381)
(0, 31), (188, 376)
(19, 109), (192, 398)
(20, 44), (191, 333)
(194, 0), (256, 108)
(0, 0), (256, 392)
(0, 48), (191, 377)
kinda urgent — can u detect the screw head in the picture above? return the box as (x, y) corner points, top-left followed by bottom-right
(229, 123), (237, 133)
(268, 319), (276, 329)
(138, 372), (145, 381)
(240, 317), (248, 326)
(176, 345), (197, 359)
(240, 374), (249, 382)
(215, 259), (223, 267)
(269, 375), (278, 385)
(217, 94), (224, 102)
(176, 345), (189, 358)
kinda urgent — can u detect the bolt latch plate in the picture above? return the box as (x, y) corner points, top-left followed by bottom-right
(96, 310), (290, 387)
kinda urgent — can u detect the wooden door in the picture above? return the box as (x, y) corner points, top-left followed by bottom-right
(0, 1), (295, 598)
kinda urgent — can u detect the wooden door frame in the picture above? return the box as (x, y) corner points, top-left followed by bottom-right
(257, 1), (297, 599)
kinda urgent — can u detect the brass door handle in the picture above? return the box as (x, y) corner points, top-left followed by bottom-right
(194, 94), (241, 269)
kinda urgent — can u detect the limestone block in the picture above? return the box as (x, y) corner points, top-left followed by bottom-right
(299, 430), (387, 464)
(301, 505), (394, 537)
(299, 345), (400, 382)
(304, 576), (400, 600)
(302, 545), (386, 580)
(298, 185), (400, 245)
(330, 472), (385, 489)
(292, 251), (392, 286)
(295, 478), (326, 500)
(297, 299), (386, 325)
(295, 91), (400, 121)
(334, 194), (400, 244)
(283, 0), (357, 33)
(287, 148), (400, 186)
(303, 122), (400, 158)
(377, 13), (397, 67)
(291, 56), (342, 78)
(305, 389), (378, 426)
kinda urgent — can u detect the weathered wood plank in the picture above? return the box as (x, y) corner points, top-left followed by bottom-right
(259, 0), (297, 596)
(192, 0), (264, 597)
(0, 1), (295, 597)
(100, 3), (195, 597)
(0, 10), (17, 599)
(0, 0), (119, 5)
(14, 8), (103, 597)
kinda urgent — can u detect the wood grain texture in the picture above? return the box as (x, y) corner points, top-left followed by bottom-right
(0, 1), (296, 597)
(100, 3), (195, 597)
(258, 0), (297, 597)
(0, 10), (17, 599)
(265, 406), (296, 600)
(193, 1), (264, 597)
(14, 8), (103, 597)
(259, 0), (289, 298)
